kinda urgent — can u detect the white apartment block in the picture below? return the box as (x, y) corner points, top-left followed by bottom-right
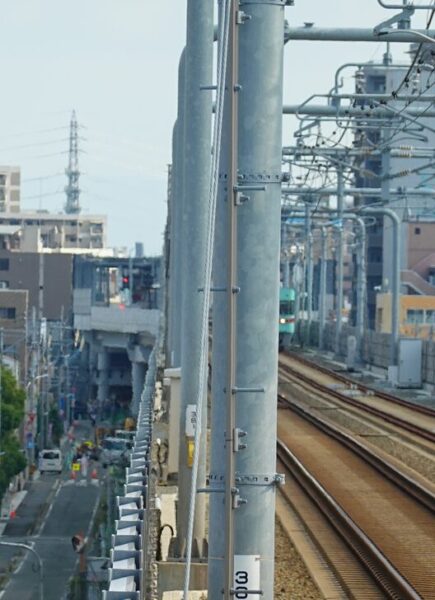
(0, 211), (107, 252)
(0, 166), (20, 213)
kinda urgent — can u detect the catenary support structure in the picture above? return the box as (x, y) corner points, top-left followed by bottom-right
(177, 0), (214, 558)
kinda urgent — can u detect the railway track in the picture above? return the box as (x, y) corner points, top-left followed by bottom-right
(277, 407), (435, 599)
(279, 351), (435, 444)
(283, 350), (435, 416)
(276, 351), (435, 598)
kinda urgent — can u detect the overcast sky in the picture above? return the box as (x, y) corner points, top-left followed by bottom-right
(0, 1), (430, 253)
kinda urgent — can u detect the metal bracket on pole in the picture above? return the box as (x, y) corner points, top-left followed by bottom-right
(374, 6), (414, 36)
(197, 487), (225, 494)
(231, 386), (265, 394)
(232, 487), (247, 509)
(233, 184), (266, 206)
(236, 11), (251, 25)
(235, 473), (285, 486)
(233, 428), (247, 452)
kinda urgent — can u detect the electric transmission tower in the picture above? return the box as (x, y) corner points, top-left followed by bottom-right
(64, 110), (81, 214)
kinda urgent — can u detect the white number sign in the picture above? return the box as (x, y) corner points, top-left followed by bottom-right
(233, 555), (261, 599)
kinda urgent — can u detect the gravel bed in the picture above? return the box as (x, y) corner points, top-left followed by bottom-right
(274, 518), (321, 599)
(280, 381), (435, 484)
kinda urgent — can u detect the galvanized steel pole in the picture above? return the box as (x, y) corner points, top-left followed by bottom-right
(360, 207), (401, 366)
(177, 0), (214, 558)
(172, 51), (187, 368)
(305, 204), (313, 346)
(230, 0), (285, 597)
(319, 228), (328, 351)
(224, 0), (239, 594)
(167, 123), (177, 365)
(335, 167), (344, 357)
(355, 217), (367, 365)
(208, 2), (230, 596)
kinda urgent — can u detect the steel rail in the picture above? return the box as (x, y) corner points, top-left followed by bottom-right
(283, 350), (435, 418)
(280, 360), (435, 444)
(277, 439), (422, 600)
(278, 393), (435, 513)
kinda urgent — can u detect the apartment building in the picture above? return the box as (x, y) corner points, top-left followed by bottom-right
(0, 166), (20, 213)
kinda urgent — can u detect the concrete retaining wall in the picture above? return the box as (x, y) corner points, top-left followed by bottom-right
(294, 320), (435, 386)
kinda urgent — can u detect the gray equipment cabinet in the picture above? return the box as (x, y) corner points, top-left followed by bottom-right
(396, 338), (423, 388)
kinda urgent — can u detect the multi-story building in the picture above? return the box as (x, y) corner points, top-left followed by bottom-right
(0, 166), (20, 213)
(0, 288), (28, 383)
(0, 250), (74, 320)
(353, 49), (435, 329)
(0, 211), (106, 252)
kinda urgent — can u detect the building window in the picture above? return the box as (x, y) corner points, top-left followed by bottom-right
(0, 281), (9, 289)
(425, 310), (435, 324)
(406, 309), (424, 324)
(0, 259), (10, 271)
(0, 307), (16, 319)
(415, 227), (421, 235)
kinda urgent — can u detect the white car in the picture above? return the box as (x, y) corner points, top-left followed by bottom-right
(39, 449), (62, 474)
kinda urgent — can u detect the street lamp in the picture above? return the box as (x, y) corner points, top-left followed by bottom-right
(0, 541), (44, 600)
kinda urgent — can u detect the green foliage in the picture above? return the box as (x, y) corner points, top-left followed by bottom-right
(0, 435), (26, 498)
(0, 366), (26, 500)
(0, 368), (25, 435)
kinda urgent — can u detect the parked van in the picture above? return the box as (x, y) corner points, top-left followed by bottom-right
(39, 449), (62, 474)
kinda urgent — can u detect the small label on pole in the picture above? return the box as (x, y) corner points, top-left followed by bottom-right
(234, 555), (261, 598)
(185, 404), (197, 437)
(187, 439), (195, 468)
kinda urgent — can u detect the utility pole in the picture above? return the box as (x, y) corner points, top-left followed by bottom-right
(355, 218), (367, 364)
(282, 224), (290, 288)
(226, 1), (286, 597)
(208, 0), (231, 593)
(177, 0), (214, 559)
(319, 228), (328, 350)
(0, 329), (3, 458)
(335, 167), (345, 356)
(172, 52), (186, 368)
(29, 307), (38, 465)
(224, 0), (239, 595)
(305, 203), (313, 346)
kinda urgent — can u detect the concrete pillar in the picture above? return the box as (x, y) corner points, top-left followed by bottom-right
(97, 348), (109, 417)
(177, 0), (214, 558)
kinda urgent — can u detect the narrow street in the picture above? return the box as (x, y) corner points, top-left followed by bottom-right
(0, 421), (101, 599)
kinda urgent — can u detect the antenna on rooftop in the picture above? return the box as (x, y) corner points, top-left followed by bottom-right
(64, 110), (81, 214)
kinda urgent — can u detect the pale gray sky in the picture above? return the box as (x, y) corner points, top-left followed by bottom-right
(0, 1), (430, 253)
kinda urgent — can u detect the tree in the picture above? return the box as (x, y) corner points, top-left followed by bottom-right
(0, 367), (26, 501)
